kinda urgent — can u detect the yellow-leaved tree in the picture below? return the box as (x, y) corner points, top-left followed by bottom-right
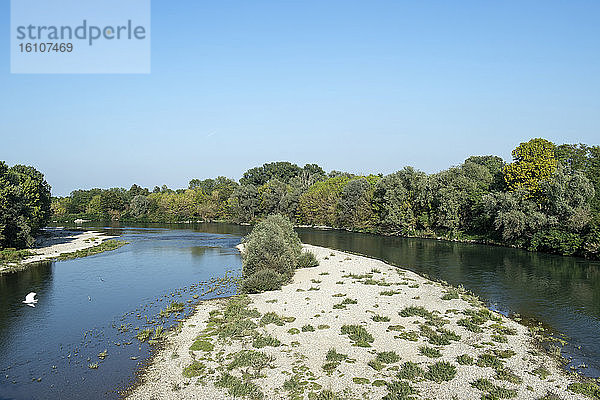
(503, 138), (557, 200)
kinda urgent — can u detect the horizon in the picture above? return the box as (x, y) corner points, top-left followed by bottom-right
(2, 1), (599, 196)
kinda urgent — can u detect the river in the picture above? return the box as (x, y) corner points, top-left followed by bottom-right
(0, 223), (598, 399)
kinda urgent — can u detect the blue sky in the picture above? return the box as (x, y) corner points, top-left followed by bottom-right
(2, 1), (599, 196)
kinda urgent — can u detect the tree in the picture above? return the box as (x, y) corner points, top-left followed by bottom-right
(374, 167), (429, 235)
(465, 155), (505, 191)
(130, 195), (150, 217)
(0, 162), (52, 249)
(240, 162), (302, 186)
(336, 177), (379, 230)
(482, 190), (549, 245)
(298, 176), (350, 226)
(503, 138), (558, 199)
(228, 184), (260, 223)
(258, 179), (287, 216)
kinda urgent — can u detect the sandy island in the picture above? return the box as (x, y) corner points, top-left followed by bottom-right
(0, 228), (117, 273)
(127, 244), (587, 400)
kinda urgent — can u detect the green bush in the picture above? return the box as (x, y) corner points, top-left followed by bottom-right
(242, 215), (299, 279)
(297, 250), (319, 268)
(240, 215), (304, 293)
(529, 229), (583, 256)
(241, 269), (287, 294)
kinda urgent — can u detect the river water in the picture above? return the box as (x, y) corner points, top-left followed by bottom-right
(0, 223), (598, 399)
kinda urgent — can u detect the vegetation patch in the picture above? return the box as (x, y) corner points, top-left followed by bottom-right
(494, 368), (523, 384)
(396, 362), (424, 381)
(182, 361), (206, 378)
(53, 239), (128, 261)
(567, 382), (600, 398)
(456, 354), (474, 365)
(252, 334), (281, 348)
(260, 312), (295, 326)
(376, 351), (400, 364)
(227, 350), (274, 372)
(189, 339), (214, 352)
(372, 314), (390, 322)
(425, 361), (456, 383)
(383, 380), (418, 400)
(353, 377), (370, 384)
(419, 324), (460, 345)
(419, 346), (442, 358)
(399, 306), (446, 327)
(302, 324), (315, 332)
(333, 298), (358, 309)
(470, 378), (517, 399)
(215, 373), (264, 400)
(340, 324), (374, 347)
(532, 366), (550, 380)
(297, 250), (319, 268)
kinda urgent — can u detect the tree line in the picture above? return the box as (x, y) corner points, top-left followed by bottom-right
(51, 138), (600, 259)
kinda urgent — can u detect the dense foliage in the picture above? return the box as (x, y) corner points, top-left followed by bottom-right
(0, 162), (52, 249)
(53, 138), (600, 258)
(240, 214), (316, 293)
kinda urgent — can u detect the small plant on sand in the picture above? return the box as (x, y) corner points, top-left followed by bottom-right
(419, 324), (460, 345)
(380, 290), (401, 296)
(532, 366), (550, 380)
(399, 306), (446, 327)
(495, 368), (522, 384)
(215, 373), (264, 400)
(302, 324), (315, 332)
(387, 324), (405, 332)
(297, 250), (319, 268)
(228, 350), (274, 372)
(260, 311), (294, 326)
(441, 288), (460, 300)
(326, 348), (348, 362)
(456, 354), (473, 365)
(353, 377), (370, 384)
(419, 346), (442, 358)
(182, 361), (206, 378)
(396, 361), (424, 381)
(252, 334), (281, 348)
(425, 361), (456, 383)
(333, 298), (358, 309)
(189, 339), (214, 352)
(376, 351), (400, 364)
(372, 314), (390, 322)
(341, 324), (374, 347)
(477, 353), (504, 369)
(383, 381), (418, 400)
(470, 378), (517, 399)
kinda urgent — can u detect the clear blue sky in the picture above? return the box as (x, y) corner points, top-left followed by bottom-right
(2, 1), (599, 196)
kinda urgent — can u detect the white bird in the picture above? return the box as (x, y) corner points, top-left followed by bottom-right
(23, 292), (38, 307)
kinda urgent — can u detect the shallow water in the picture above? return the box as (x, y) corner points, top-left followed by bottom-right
(1, 222), (598, 400)
(0, 227), (242, 400)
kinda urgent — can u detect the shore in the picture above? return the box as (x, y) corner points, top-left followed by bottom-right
(127, 244), (590, 400)
(0, 228), (118, 273)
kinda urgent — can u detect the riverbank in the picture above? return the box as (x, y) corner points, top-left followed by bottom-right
(0, 228), (121, 273)
(127, 244), (594, 400)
